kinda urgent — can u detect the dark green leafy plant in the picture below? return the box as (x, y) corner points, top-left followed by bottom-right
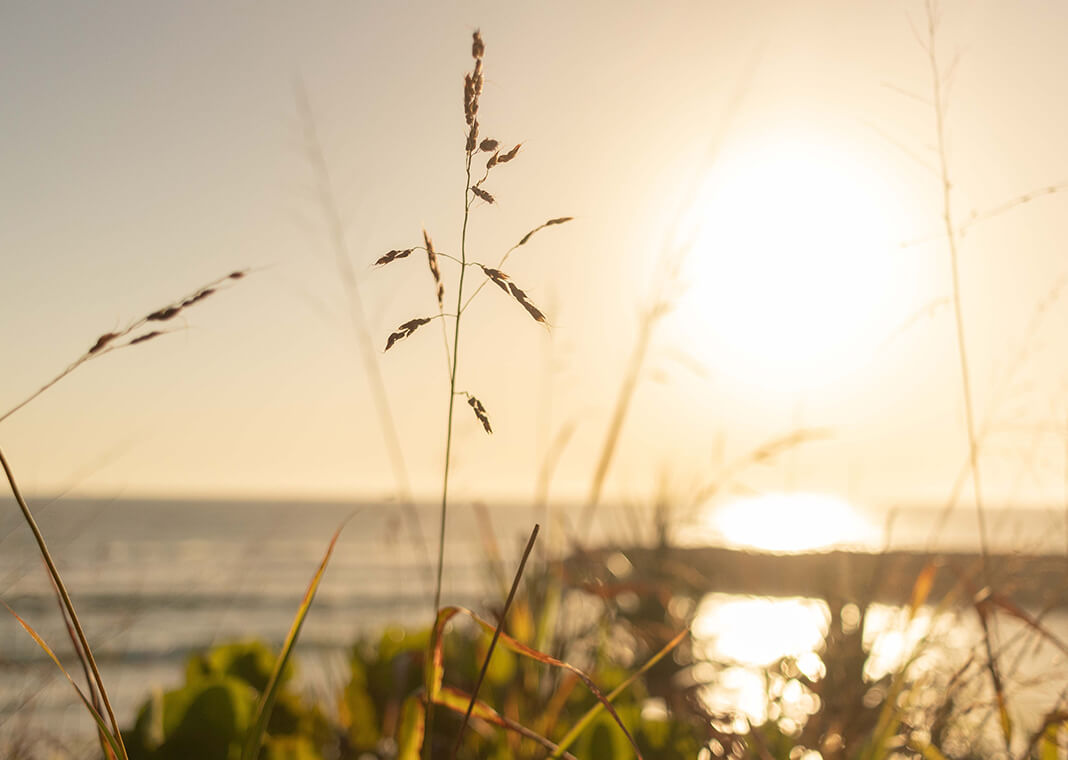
(124, 641), (330, 760)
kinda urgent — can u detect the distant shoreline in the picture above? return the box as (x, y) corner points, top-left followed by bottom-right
(567, 545), (1068, 607)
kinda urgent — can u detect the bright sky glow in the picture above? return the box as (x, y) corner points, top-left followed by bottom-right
(678, 134), (903, 391)
(1, 2), (1067, 507)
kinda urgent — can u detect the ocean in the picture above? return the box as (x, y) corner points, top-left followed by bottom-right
(2, 496), (1066, 749)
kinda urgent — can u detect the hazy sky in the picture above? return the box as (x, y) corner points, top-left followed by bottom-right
(2, 1), (1066, 517)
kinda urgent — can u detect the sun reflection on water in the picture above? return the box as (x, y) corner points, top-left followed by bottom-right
(692, 594), (829, 724)
(693, 595), (829, 666)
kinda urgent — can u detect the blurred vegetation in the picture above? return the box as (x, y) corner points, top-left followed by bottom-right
(106, 551), (1068, 760)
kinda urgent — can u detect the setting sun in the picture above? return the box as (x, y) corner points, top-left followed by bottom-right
(676, 133), (904, 390)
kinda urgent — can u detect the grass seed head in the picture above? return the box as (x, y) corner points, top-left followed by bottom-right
(470, 186), (495, 204)
(146, 305), (182, 322)
(466, 119), (479, 153)
(497, 144), (522, 163)
(467, 395), (492, 434)
(479, 265), (511, 293)
(479, 139), (499, 153)
(506, 281), (547, 323)
(423, 229), (444, 308)
(375, 248), (414, 266)
(129, 331), (163, 346)
(88, 332), (119, 354)
(517, 216), (574, 247)
(472, 59), (483, 95)
(464, 74), (476, 125)
(472, 29), (484, 60)
(385, 317), (432, 351)
(181, 288), (215, 308)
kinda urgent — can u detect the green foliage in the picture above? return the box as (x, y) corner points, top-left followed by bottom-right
(124, 641), (329, 760)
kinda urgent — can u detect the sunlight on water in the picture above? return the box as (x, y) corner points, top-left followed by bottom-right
(700, 492), (878, 553)
(692, 594), (829, 724)
(693, 595), (829, 667)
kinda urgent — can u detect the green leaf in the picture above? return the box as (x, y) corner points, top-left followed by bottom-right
(241, 515), (353, 760)
(551, 628), (687, 759)
(396, 695), (426, 760)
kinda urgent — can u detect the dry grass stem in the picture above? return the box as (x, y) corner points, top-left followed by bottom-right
(517, 217), (574, 248)
(899, 180), (1068, 249)
(450, 524), (539, 758)
(0, 269), (247, 427)
(0, 446), (127, 758)
(461, 217), (573, 313)
(923, 0), (989, 563)
(293, 79), (433, 594)
(374, 31), (569, 757)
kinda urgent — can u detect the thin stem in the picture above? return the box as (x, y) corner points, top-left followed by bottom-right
(434, 153), (473, 615)
(460, 239), (523, 314)
(425, 147), (474, 760)
(0, 446), (127, 758)
(0, 356), (90, 427)
(293, 80), (432, 585)
(0, 269), (245, 427)
(925, 0), (989, 566)
(579, 315), (656, 538)
(47, 571), (108, 753)
(925, 2), (1004, 750)
(450, 523), (540, 759)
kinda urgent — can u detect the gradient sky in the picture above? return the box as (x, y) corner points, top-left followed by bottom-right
(2, 1), (1066, 517)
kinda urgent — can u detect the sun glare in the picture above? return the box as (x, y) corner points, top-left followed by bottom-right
(704, 492), (877, 553)
(675, 133), (904, 391)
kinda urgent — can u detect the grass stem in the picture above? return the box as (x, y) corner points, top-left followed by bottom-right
(0, 445), (127, 759)
(425, 136), (475, 760)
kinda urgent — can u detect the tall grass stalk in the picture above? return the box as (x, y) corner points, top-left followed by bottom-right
(292, 79), (431, 583)
(435, 146), (474, 620)
(0, 271), (243, 759)
(450, 523), (539, 758)
(376, 31), (565, 758)
(579, 306), (664, 539)
(923, 2), (1011, 746)
(574, 56), (757, 540)
(923, 0), (989, 566)
(0, 446), (126, 759)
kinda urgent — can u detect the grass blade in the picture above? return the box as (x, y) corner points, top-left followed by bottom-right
(450, 523), (539, 757)
(0, 446), (127, 758)
(397, 694), (426, 760)
(429, 604), (645, 759)
(241, 514), (353, 760)
(435, 685), (578, 760)
(1, 599), (124, 759)
(550, 627), (688, 759)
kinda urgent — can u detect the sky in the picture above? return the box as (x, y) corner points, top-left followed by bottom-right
(1, 1), (1067, 519)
